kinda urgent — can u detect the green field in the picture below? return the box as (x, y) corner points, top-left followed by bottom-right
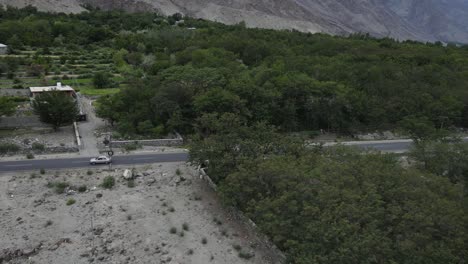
(0, 47), (120, 96)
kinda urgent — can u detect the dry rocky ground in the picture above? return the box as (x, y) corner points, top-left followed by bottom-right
(0, 163), (280, 264)
(0, 127), (76, 150)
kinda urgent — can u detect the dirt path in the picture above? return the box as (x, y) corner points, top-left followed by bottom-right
(77, 96), (105, 157)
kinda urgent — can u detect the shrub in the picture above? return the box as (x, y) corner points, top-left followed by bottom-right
(47, 181), (69, 194)
(182, 222), (189, 231)
(170, 227), (177, 234)
(175, 168), (181, 176)
(87, 170), (93, 175)
(127, 179), (136, 188)
(187, 249), (194, 255)
(0, 142), (20, 154)
(179, 231), (185, 237)
(100, 176), (115, 189)
(66, 198), (76, 206)
(40, 168), (45, 174)
(168, 206), (175, 212)
(32, 142), (45, 151)
(201, 237), (207, 244)
(78, 185), (87, 193)
(233, 244), (242, 251)
(26, 153), (35, 159)
(123, 141), (142, 152)
(238, 251), (254, 259)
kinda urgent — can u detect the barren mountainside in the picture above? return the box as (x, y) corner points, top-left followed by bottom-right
(1, 0), (468, 43)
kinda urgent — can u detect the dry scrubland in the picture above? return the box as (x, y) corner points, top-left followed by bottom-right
(0, 163), (278, 264)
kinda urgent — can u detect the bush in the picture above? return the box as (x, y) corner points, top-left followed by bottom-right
(123, 141), (142, 152)
(66, 198), (76, 206)
(0, 142), (20, 154)
(47, 181), (69, 194)
(170, 227), (177, 234)
(175, 168), (181, 176)
(100, 176), (115, 189)
(201, 237), (207, 244)
(182, 222), (189, 231)
(127, 179), (136, 188)
(32, 142), (45, 151)
(87, 170), (93, 175)
(93, 71), (114, 88)
(40, 168), (45, 174)
(26, 153), (35, 159)
(238, 251), (254, 260)
(77, 185), (87, 193)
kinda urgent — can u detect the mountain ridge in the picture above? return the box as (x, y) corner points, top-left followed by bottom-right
(1, 0), (467, 43)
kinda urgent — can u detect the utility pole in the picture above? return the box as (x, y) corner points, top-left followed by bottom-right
(103, 121), (114, 171)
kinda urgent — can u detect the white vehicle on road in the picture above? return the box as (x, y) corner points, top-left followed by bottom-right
(90, 156), (112, 165)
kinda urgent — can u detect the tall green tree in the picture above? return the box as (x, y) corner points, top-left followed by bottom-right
(220, 149), (467, 264)
(32, 91), (78, 130)
(93, 72), (114, 89)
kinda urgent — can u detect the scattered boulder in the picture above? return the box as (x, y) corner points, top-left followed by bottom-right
(123, 169), (133, 180)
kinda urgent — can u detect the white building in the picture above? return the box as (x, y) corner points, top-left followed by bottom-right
(29, 82), (76, 98)
(0, 44), (8, 54)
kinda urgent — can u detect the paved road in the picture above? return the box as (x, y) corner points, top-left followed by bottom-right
(0, 153), (189, 173)
(2, 137), (468, 173)
(324, 137), (468, 153)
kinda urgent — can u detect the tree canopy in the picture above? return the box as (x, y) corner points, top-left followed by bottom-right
(32, 91), (79, 130)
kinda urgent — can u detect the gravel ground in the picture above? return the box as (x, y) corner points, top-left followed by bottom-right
(0, 126), (76, 149)
(0, 163), (280, 264)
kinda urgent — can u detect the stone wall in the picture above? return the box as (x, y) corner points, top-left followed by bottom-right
(0, 116), (46, 128)
(0, 88), (30, 97)
(0, 146), (79, 156)
(110, 133), (184, 148)
(198, 167), (287, 264)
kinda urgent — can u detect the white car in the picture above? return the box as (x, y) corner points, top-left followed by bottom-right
(90, 156), (112, 165)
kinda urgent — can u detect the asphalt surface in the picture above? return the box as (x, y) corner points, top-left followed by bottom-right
(2, 137), (467, 173)
(342, 141), (413, 152)
(0, 152), (189, 173)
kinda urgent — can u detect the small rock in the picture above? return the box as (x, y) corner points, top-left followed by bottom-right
(147, 178), (156, 186)
(123, 169), (133, 180)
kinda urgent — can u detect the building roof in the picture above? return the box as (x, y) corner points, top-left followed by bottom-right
(30, 84), (75, 93)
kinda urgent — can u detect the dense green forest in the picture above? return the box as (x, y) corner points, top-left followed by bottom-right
(1, 6), (467, 263)
(1, 6), (468, 136)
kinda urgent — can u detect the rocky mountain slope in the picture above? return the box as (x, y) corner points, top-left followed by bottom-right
(1, 0), (467, 43)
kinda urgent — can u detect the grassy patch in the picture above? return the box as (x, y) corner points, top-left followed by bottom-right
(77, 185), (87, 193)
(47, 181), (70, 194)
(66, 198), (76, 206)
(0, 142), (20, 154)
(100, 176), (115, 189)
